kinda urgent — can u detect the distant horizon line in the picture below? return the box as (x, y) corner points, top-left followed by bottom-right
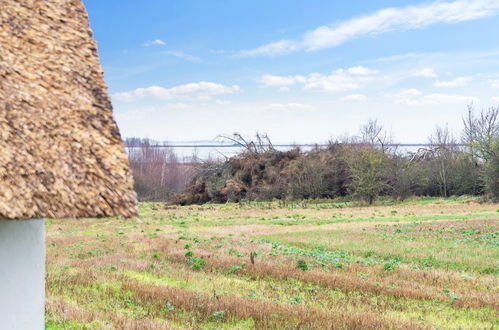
(124, 142), (465, 148)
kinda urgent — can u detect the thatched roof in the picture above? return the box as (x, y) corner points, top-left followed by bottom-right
(0, 0), (137, 219)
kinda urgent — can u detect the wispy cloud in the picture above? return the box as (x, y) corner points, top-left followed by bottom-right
(341, 94), (367, 102)
(492, 96), (499, 103)
(347, 66), (379, 75)
(413, 68), (438, 78)
(258, 74), (306, 87)
(143, 39), (166, 47)
(240, 0), (499, 56)
(491, 79), (499, 88)
(113, 82), (240, 102)
(341, 94), (368, 102)
(259, 66), (379, 93)
(164, 50), (202, 63)
(434, 76), (472, 87)
(240, 40), (299, 57)
(392, 88), (478, 105)
(262, 103), (315, 112)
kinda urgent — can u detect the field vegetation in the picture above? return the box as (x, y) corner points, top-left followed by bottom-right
(46, 197), (498, 329)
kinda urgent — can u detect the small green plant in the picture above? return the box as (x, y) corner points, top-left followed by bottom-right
(288, 296), (303, 305)
(449, 292), (459, 302)
(229, 262), (247, 273)
(184, 250), (193, 257)
(334, 261), (344, 269)
(161, 302), (175, 315)
(358, 272), (369, 280)
(383, 259), (399, 271)
(188, 257), (206, 270)
(296, 259), (309, 271)
(246, 289), (257, 298)
(419, 254), (437, 268)
(443, 289), (459, 302)
(363, 250), (376, 258)
(98, 264), (118, 272)
(210, 310), (226, 321)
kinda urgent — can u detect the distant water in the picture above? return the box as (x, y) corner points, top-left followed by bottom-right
(156, 144), (425, 162)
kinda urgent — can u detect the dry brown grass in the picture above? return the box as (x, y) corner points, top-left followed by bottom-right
(164, 251), (498, 310)
(49, 269), (420, 329)
(45, 200), (499, 328)
(46, 296), (171, 329)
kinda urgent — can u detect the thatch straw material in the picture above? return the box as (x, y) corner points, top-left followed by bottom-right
(0, 0), (137, 219)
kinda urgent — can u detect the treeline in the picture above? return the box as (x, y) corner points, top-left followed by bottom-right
(125, 138), (196, 201)
(173, 106), (499, 205)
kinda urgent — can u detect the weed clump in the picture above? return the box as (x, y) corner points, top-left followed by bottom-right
(383, 259), (399, 271)
(296, 259), (309, 271)
(188, 257), (206, 270)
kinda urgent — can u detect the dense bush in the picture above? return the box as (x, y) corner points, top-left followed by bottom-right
(484, 143), (499, 201)
(172, 106), (498, 205)
(173, 139), (490, 205)
(345, 147), (390, 204)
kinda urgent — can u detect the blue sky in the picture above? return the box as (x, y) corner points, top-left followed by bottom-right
(84, 0), (499, 143)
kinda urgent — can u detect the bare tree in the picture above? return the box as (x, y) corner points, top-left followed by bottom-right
(359, 119), (392, 152)
(428, 125), (459, 197)
(125, 138), (195, 201)
(217, 132), (275, 155)
(463, 105), (499, 162)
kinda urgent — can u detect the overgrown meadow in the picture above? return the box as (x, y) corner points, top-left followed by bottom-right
(45, 197), (498, 329)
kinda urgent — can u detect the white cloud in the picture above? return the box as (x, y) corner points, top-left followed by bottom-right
(262, 103), (315, 112)
(392, 88), (423, 105)
(434, 76), (472, 87)
(215, 99), (232, 105)
(304, 72), (365, 92)
(392, 88), (477, 105)
(492, 96), (499, 103)
(341, 94), (368, 102)
(239, 40), (299, 57)
(422, 93), (478, 105)
(114, 82), (240, 102)
(491, 80), (499, 88)
(115, 107), (159, 121)
(210, 49), (227, 55)
(144, 39), (166, 47)
(400, 88), (423, 97)
(279, 87), (291, 92)
(413, 68), (437, 78)
(164, 51), (201, 63)
(259, 66), (379, 92)
(258, 74), (306, 87)
(240, 0), (499, 56)
(347, 66), (379, 75)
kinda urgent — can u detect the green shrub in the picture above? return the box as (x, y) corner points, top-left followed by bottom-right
(296, 259), (309, 271)
(383, 259), (399, 271)
(188, 257), (206, 270)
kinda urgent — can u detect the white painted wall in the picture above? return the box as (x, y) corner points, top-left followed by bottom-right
(0, 219), (45, 330)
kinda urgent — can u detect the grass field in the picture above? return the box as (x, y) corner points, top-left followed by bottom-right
(45, 197), (498, 329)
